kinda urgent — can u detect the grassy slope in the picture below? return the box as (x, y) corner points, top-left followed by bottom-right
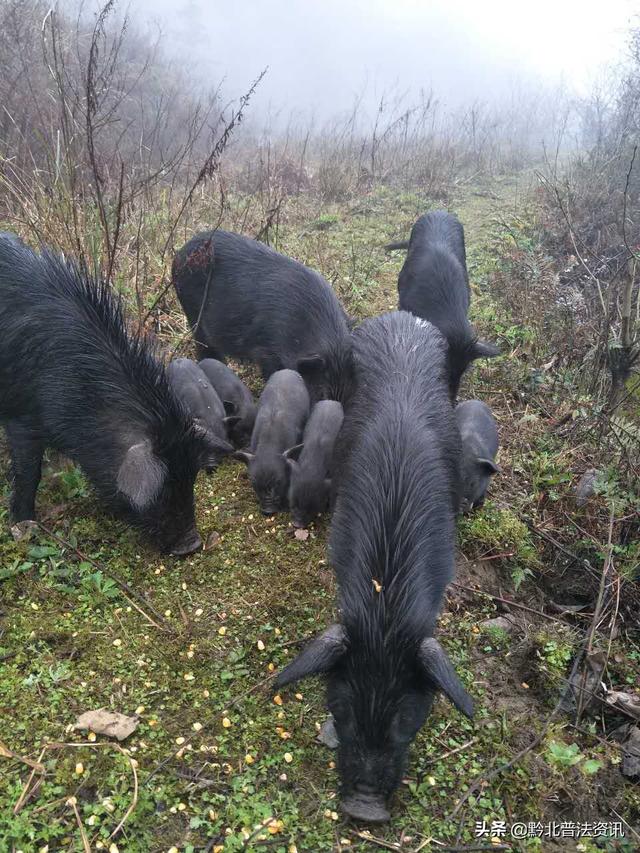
(0, 177), (638, 853)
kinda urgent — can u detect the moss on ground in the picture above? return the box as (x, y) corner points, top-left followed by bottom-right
(1, 181), (638, 852)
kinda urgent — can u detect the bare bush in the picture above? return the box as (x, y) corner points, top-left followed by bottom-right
(536, 27), (640, 414)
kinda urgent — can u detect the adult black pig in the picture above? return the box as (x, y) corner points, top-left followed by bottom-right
(0, 236), (221, 555)
(275, 311), (473, 822)
(285, 399), (344, 528)
(172, 230), (353, 403)
(234, 369), (309, 515)
(455, 399), (500, 512)
(198, 358), (257, 448)
(166, 358), (233, 471)
(389, 211), (499, 397)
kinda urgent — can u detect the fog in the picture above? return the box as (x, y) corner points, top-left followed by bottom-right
(129, 0), (637, 120)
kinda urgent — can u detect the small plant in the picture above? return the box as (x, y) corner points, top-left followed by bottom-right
(482, 624), (510, 651)
(78, 568), (120, 608)
(545, 739), (602, 775)
(458, 502), (539, 589)
(56, 465), (89, 500)
(533, 630), (577, 693)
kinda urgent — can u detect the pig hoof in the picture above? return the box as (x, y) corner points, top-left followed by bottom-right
(341, 794), (390, 823)
(169, 531), (203, 556)
(317, 715), (339, 749)
(10, 520), (38, 542)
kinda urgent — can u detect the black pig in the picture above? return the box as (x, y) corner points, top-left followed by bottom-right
(390, 211), (499, 397)
(455, 399), (500, 512)
(234, 369), (309, 515)
(0, 237), (221, 555)
(275, 312), (473, 822)
(172, 230), (353, 403)
(285, 400), (344, 528)
(166, 358), (232, 471)
(198, 358), (257, 448)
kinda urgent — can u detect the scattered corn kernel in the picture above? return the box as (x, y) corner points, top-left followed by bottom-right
(112, 639), (122, 647)
(284, 752), (293, 763)
(218, 626), (227, 636)
(87, 731), (96, 742)
(193, 722), (203, 732)
(222, 717), (232, 728)
(245, 754), (255, 764)
(273, 694), (283, 706)
(75, 763), (84, 775)
(175, 737), (186, 745)
(257, 639), (265, 651)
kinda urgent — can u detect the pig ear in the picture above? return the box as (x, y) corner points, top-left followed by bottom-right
(283, 443), (304, 462)
(417, 637), (474, 718)
(199, 434), (233, 469)
(478, 458), (501, 475)
(275, 624), (347, 687)
(297, 354), (326, 374)
(117, 441), (167, 510)
(233, 450), (254, 465)
(472, 340), (500, 360)
(223, 400), (237, 416)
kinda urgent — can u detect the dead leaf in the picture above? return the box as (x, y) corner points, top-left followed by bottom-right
(73, 709), (139, 742)
(620, 726), (640, 780)
(294, 528), (310, 541)
(575, 468), (599, 507)
(317, 716), (339, 749)
(204, 531), (221, 550)
(605, 690), (640, 720)
(560, 650), (605, 715)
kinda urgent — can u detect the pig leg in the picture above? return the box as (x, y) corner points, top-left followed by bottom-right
(258, 354), (284, 380)
(6, 420), (44, 521)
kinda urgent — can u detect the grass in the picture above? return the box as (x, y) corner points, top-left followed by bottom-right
(1, 179), (639, 852)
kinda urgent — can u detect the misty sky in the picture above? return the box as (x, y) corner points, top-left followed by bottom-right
(131, 0), (638, 119)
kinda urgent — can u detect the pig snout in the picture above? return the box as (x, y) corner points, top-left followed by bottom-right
(169, 528), (203, 556)
(291, 515), (309, 529)
(341, 786), (391, 823)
